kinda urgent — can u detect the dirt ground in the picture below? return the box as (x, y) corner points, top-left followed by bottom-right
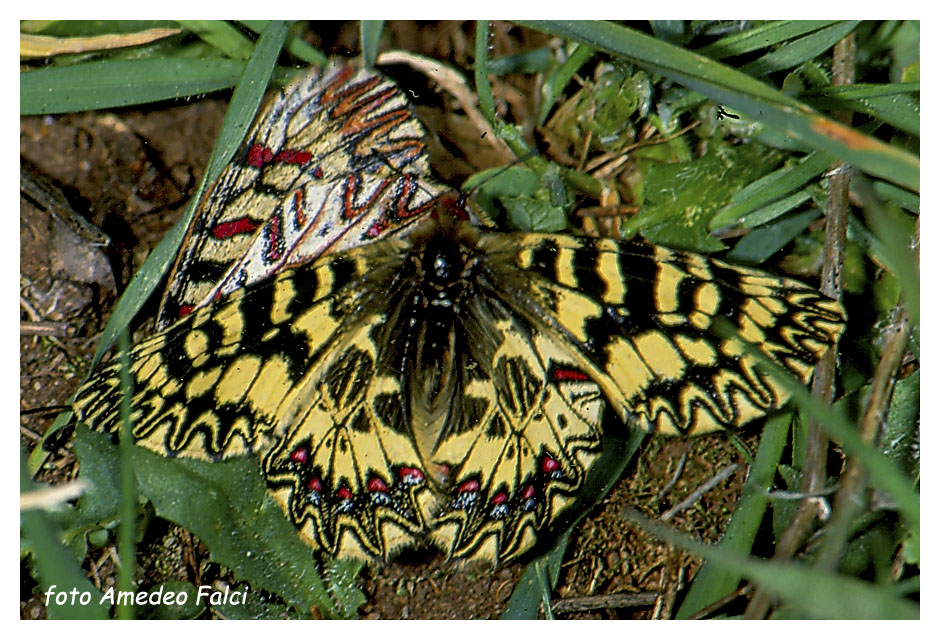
(20, 24), (753, 619)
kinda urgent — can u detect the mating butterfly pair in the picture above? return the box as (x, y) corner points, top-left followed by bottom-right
(73, 61), (844, 563)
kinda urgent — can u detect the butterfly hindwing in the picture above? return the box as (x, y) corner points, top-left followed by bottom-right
(424, 290), (607, 562)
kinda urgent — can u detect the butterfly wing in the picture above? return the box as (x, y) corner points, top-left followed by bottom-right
(416, 289), (607, 563)
(481, 233), (846, 435)
(158, 61), (442, 328)
(419, 229), (845, 562)
(75, 248), (440, 561)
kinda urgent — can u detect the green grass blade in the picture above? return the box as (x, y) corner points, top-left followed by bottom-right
(675, 412), (791, 618)
(21, 57), (246, 115)
(487, 47), (554, 76)
(696, 21), (841, 59)
(725, 208), (820, 265)
(871, 180), (919, 213)
(710, 152), (831, 230)
(116, 329), (136, 620)
(853, 177), (920, 326)
(731, 188), (815, 231)
(177, 20), (255, 59)
(805, 82), (921, 100)
(501, 535), (568, 619)
(740, 21), (860, 76)
(474, 22), (498, 123)
(804, 84), (920, 137)
(360, 20), (384, 68)
(625, 508), (918, 619)
(537, 43), (594, 126)
(240, 20), (327, 66)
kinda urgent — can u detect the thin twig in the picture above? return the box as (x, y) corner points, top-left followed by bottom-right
(376, 49), (514, 162)
(584, 120), (701, 177)
(19, 424), (43, 442)
(815, 217), (917, 571)
(656, 448), (690, 502)
(661, 463), (739, 522)
(20, 320), (72, 337)
(551, 591), (658, 614)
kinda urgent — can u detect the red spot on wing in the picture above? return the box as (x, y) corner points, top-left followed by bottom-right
(366, 220), (389, 237)
(275, 149), (312, 165)
(178, 304), (195, 319)
(368, 477), (389, 493)
(290, 446), (309, 465)
(522, 485), (535, 500)
(457, 480), (480, 494)
(307, 477), (322, 492)
(399, 467), (424, 482)
(212, 217), (260, 239)
(248, 144), (311, 169)
(341, 174), (361, 220)
(292, 189), (307, 228)
(491, 491), (508, 505)
(312, 166), (324, 179)
(541, 456), (560, 474)
(264, 216), (283, 263)
(553, 367), (590, 382)
(337, 486), (353, 500)
(248, 144), (274, 168)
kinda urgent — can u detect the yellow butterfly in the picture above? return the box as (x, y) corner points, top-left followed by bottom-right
(72, 62), (845, 564)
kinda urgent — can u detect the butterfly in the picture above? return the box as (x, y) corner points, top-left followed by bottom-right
(72, 61), (846, 564)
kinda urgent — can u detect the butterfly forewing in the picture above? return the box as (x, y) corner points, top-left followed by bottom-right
(158, 62), (443, 328)
(484, 233), (846, 435)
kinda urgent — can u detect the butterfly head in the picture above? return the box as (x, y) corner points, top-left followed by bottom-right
(407, 199), (482, 291)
